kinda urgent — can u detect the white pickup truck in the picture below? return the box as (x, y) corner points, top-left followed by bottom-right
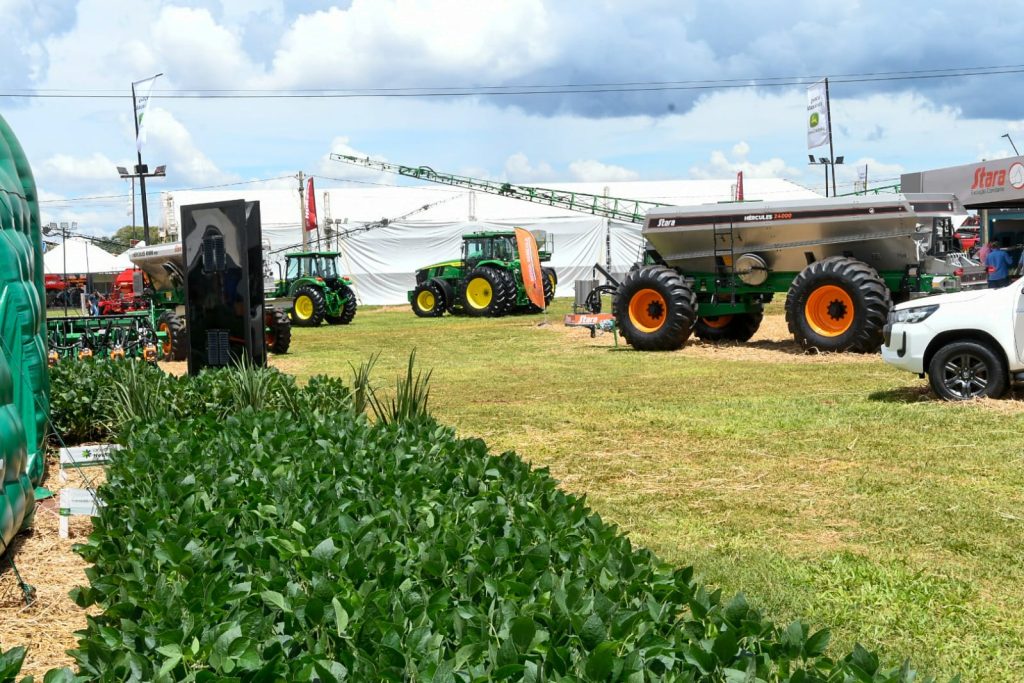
(881, 278), (1024, 400)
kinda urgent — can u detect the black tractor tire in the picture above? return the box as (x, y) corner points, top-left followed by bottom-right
(613, 265), (697, 351)
(157, 310), (188, 361)
(431, 278), (455, 314)
(265, 307), (292, 354)
(694, 311), (764, 342)
(411, 282), (446, 318)
(461, 266), (514, 317)
(785, 256), (892, 352)
(291, 285), (326, 327)
(542, 267), (557, 305)
(326, 284), (357, 325)
(928, 340), (1008, 401)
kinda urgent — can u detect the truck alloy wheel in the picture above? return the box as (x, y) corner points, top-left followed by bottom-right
(928, 340), (1007, 400)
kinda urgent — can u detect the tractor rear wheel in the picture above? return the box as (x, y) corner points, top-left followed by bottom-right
(461, 266), (514, 317)
(157, 311), (188, 361)
(542, 267), (557, 305)
(326, 284), (357, 325)
(613, 265), (697, 351)
(785, 256), (891, 352)
(291, 285), (326, 327)
(265, 307), (292, 354)
(694, 311), (763, 342)
(411, 282), (445, 317)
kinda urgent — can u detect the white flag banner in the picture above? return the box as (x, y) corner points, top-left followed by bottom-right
(806, 79), (829, 150)
(134, 75), (160, 153)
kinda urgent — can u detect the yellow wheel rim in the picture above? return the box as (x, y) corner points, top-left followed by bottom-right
(701, 315), (733, 329)
(465, 277), (492, 309)
(294, 295), (314, 320)
(805, 285), (854, 337)
(628, 288), (667, 333)
(548, 273), (557, 290)
(416, 290), (436, 312)
(158, 322), (171, 357)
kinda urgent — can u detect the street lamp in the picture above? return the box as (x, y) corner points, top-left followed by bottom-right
(1002, 133), (1019, 156)
(808, 154), (844, 197)
(117, 163), (166, 244)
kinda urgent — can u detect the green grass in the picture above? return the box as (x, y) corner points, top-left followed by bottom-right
(267, 298), (1024, 681)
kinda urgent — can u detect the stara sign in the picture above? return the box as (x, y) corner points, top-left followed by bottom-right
(971, 161), (1024, 195)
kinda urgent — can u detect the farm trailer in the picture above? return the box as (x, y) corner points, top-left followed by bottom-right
(331, 153), (984, 352)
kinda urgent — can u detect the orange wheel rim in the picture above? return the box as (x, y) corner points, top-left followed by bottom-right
(805, 285), (854, 337)
(701, 315), (733, 329)
(158, 322), (171, 357)
(628, 288), (668, 333)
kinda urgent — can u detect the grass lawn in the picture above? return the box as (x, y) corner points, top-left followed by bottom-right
(261, 297), (1023, 681)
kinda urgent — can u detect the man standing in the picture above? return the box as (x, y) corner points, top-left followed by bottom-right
(985, 241), (1013, 289)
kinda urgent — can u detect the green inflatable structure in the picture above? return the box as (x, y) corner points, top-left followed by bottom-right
(0, 112), (49, 555)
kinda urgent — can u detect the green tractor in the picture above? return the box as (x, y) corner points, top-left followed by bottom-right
(270, 251), (358, 327)
(409, 230), (557, 317)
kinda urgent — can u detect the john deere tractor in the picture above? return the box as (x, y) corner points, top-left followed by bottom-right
(409, 230), (557, 317)
(271, 251), (358, 327)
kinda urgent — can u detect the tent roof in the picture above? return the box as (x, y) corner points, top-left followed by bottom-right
(43, 238), (132, 275)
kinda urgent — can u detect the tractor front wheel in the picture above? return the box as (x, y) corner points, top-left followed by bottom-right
(326, 284), (358, 325)
(157, 311), (188, 361)
(291, 285), (326, 327)
(411, 282), (445, 317)
(694, 311), (763, 342)
(785, 256), (891, 352)
(613, 265), (697, 351)
(265, 307), (292, 354)
(461, 266), (514, 317)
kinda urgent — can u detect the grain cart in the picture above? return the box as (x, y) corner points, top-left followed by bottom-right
(128, 242), (292, 360)
(332, 154), (985, 352)
(410, 230), (557, 317)
(267, 251), (357, 327)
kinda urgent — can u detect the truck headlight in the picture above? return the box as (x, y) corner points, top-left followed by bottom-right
(890, 304), (938, 324)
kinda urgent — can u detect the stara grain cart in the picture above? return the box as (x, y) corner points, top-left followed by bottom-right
(332, 153), (984, 352)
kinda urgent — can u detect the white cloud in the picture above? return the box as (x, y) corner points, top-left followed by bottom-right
(504, 153), (555, 182)
(144, 108), (231, 185)
(568, 159), (638, 182)
(151, 6), (258, 89)
(689, 141), (800, 180)
(38, 152), (123, 182)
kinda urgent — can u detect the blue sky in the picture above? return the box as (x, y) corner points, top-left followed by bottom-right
(2, 0), (1023, 235)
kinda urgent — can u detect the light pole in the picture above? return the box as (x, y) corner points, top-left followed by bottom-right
(117, 164), (166, 244)
(808, 155), (844, 197)
(1002, 133), (1019, 156)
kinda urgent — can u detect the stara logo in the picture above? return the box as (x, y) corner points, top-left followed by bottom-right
(809, 113), (820, 128)
(972, 162), (1024, 191)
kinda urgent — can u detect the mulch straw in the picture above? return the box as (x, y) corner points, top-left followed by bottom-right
(0, 452), (103, 677)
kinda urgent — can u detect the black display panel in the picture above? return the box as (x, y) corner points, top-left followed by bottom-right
(181, 200), (266, 375)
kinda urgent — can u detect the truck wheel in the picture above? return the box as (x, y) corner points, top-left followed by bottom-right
(694, 311), (763, 342)
(411, 282), (445, 317)
(326, 284), (357, 325)
(265, 307), (292, 354)
(613, 265), (697, 351)
(785, 256), (891, 352)
(461, 266), (513, 317)
(928, 340), (1007, 400)
(291, 285), (326, 327)
(157, 311), (188, 361)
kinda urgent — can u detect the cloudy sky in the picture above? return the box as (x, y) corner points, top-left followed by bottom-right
(2, 0), (1023, 235)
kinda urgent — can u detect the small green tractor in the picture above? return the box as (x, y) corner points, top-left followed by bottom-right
(270, 251), (358, 327)
(409, 230), (557, 317)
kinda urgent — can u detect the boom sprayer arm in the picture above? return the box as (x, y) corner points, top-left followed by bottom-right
(330, 153), (666, 224)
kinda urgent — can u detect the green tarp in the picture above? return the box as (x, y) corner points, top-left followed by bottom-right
(0, 112), (48, 554)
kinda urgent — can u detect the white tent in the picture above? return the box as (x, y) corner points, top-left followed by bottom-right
(165, 178), (820, 305)
(43, 238), (132, 275)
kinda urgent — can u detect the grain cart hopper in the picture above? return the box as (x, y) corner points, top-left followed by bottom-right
(128, 242), (292, 360)
(332, 154), (984, 352)
(410, 229), (557, 317)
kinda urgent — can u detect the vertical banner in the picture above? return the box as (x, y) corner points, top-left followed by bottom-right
(857, 164), (868, 192)
(735, 170), (744, 201)
(514, 227), (545, 309)
(134, 75), (160, 153)
(807, 79), (829, 150)
(306, 177), (317, 231)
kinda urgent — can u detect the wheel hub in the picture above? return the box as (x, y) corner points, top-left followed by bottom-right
(827, 299), (847, 321)
(646, 300), (664, 321)
(943, 353), (988, 398)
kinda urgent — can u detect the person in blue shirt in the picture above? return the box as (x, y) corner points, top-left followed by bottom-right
(985, 241), (1013, 289)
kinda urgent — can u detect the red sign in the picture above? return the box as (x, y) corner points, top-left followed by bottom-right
(306, 177), (318, 231)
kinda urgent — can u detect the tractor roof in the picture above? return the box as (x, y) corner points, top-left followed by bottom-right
(461, 230), (517, 239)
(286, 251), (341, 257)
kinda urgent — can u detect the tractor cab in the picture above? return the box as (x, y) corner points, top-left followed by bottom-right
(462, 233), (517, 268)
(284, 251), (342, 284)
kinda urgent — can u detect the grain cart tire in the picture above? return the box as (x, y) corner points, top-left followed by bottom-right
(461, 266), (513, 317)
(785, 256), (891, 352)
(326, 283), (357, 325)
(928, 340), (1007, 401)
(157, 311), (188, 361)
(695, 311), (763, 342)
(291, 285), (326, 327)
(542, 267), (557, 305)
(613, 265), (697, 351)
(411, 282), (445, 317)
(265, 307), (292, 354)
